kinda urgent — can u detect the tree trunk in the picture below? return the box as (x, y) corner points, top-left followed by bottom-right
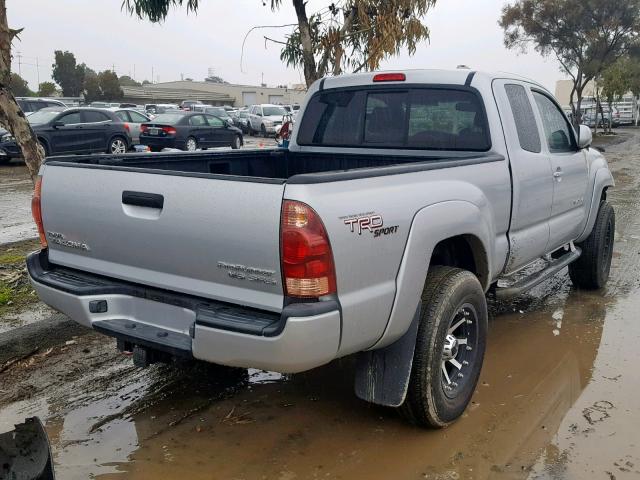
(0, 1), (43, 183)
(292, 0), (319, 87)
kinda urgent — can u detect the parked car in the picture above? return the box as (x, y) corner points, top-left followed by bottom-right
(247, 104), (288, 136)
(201, 106), (234, 125)
(145, 103), (180, 115)
(0, 107), (130, 162)
(235, 109), (250, 133)
(139, 111), (243, 151)
(111, 108), (151, 143)
(180, 100), (201, 111)
(16, 97), (66, 115)
(27, 69), (614, 428)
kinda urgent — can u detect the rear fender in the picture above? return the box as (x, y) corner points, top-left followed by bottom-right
(372, 200), (493, 350)
(575, 166), (614, 243)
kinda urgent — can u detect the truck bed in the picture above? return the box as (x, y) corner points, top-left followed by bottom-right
(44, 149), (503, 184)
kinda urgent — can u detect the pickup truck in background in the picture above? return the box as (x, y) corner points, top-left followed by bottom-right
(27, 70), (614, 428)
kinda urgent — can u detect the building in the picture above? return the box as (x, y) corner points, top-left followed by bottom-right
(121, 80), (307, 107)
(555, 79), (596, 109)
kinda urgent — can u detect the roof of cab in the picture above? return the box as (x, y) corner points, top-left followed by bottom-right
(314, 69), (547, 93)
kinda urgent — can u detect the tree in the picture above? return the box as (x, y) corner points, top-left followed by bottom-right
(52, 50), (85, 96)
(83, 68), (101, 102)
(9, 72), (31, 96)
(119, 75), (141, 87)
(204, 75), (227, 84)
(0, 0), (43, 181)
(37, 81), (56, 97)
(600, 59), (632, 132)
(141, 79), (151, 85)
(123, 0), (436, 87)
(500, 0), (640, 125)
(98, 70), (124, 100)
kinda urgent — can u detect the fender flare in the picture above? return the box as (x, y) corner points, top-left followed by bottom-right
(576, 166), (614, 243)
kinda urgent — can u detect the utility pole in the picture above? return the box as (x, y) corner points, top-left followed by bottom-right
(151, 66), (154, 84)
(112, 63), (115, 73)
(36, 56), (40, 87)
(16, 51), (22, 76)
(133, 64), (136, 81)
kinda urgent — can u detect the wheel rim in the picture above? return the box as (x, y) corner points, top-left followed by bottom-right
(234, 136), (241, 148)
(186, 138), (197, 151)
(441, 303), (479, 399)
(110, 139), (126, 154)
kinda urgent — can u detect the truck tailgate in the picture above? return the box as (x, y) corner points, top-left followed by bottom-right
(40, 165), (285, 312)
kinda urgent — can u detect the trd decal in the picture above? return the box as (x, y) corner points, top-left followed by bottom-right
(340, 212), (399, 238)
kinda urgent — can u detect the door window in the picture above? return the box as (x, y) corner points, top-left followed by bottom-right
(58, 112), (82, 125)
(505, 84), (541, 153)
(206, 115), (224, 127)
(532, 91), (576, 153)
(188, 115), (206, 126)
(128, 111), (149, 123)
(115, 111), (129, 122)
(83, 111), (111, 123)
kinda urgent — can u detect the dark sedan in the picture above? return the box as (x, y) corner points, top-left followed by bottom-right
(139, 112), (243, 151)
(0, 107), (131, 163)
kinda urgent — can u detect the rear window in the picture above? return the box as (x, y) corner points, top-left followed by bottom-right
(297, 87), (490, 151)
(151, 113), (184, 124)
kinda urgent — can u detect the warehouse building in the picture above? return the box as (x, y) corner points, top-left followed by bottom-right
(121, 80), (307, 107)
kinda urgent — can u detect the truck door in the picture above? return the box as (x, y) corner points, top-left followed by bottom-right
(530, 90), (589, 251)
(493, 80), (553, 273)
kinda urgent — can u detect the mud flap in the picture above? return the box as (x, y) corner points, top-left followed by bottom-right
(0, 417), (55, 479)
(354, 305), (421, 407)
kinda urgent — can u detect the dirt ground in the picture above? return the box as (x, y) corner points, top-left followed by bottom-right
(1, 131), (640, 479)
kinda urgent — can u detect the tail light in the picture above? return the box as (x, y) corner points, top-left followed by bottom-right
(162, 126), (177, 135)
(123, 122), (130, 132)
(281, 200), (336, 298)
(140, 124), (148, 133)
(31, 176), (47, 248)
(373, 73), (406, 82)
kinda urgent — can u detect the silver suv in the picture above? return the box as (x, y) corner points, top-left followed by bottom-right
(247, 104), (288, 137)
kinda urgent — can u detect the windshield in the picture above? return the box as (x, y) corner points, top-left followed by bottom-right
(297, 88), (490, 151)
(206, 107), (229, 117)
(150, 113), (185, 124)
(28, 110), (62, 125)
(263, 106), (287, 116)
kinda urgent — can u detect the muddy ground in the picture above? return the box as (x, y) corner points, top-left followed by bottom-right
(1, 131), (640, 479)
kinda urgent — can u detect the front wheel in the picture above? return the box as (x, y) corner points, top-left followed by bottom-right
(108, 136), (127, 154)
(231, 135), (242, 149)
(261, 124), (268, 138)
(185, 136), (198, 152)
(569, 201), (615, 289)
(399, 266), (487, 428)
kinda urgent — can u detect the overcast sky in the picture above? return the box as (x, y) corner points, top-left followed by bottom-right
(9, 0), (568, 93)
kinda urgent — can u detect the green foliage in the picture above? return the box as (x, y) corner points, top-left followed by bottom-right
(601, 59), (632, 105)
(83, 68), (101, 102)
(122, 0), (199, 22)
(204, 75), (227, 84)
(141, 79), (151, 85)
(99, 70), (124, 100)
(37, 81), (56, 97)
(119, 75), (141, 87)
(9, 73), (32, 97)
(52, 50), (85, 97)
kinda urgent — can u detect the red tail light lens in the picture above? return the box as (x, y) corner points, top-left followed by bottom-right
(123, 122), (130, 132)
(140, 124), (148, 133)
(281, 200), (336, 298)
(31, 176), (47, 248)
(162, 126), (177, 135)
(373, 73), (406, 82)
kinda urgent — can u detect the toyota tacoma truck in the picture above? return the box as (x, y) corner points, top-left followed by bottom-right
(27, 70), (614, 428)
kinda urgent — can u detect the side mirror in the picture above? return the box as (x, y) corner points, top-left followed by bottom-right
(225, 119), (234, 127)
(577, 124), (592, 149)
(52, 121), (64, 129)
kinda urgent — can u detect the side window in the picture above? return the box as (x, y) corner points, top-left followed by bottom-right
(206, 115), (224, 127)
(504, 84), (541, 153)
(129, 111), (149, 123)
(115, 111), (129, 122)
(58, 112), (82, 125)
(188, 115), (206, 126)
(83, 111), (111, 123)
(532, 91), (575, 153)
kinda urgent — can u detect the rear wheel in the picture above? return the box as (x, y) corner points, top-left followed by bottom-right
(231, 135), (242, 149)
(185, 136), (198, 152)
(569, 201), (615, 289)
(261, 124), (268, 138)
(108, 136), (127, 154)
(37, 138), (48, 157)
(399, 266), (487, 428)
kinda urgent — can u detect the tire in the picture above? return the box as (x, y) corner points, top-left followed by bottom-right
(0, 156), (11, 165)
(231, 135), (242, 149)
(261, 124), (268, 138)
(107, 136), (128, 154)
(185, 136), (198, 152)
(569, 201), (615, 289)
(399, 266), (487, 428)
(37, 138), (49, 157)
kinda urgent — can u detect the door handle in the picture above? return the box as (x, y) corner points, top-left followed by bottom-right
(122, 191), (164, 209)
(553, 168), (563, 178)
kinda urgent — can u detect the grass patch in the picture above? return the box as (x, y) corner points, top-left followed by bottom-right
(0, 238), (42, 316)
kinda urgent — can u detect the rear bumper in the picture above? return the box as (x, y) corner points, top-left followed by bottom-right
(139, 135), (183, 150)
(27, 250), (341, 373)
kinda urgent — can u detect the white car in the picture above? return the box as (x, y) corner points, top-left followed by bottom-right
(247, 104), (288, 137)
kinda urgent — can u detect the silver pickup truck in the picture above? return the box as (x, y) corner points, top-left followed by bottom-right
(27, 70), (614, 428)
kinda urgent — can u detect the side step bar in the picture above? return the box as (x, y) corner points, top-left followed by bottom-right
(496, 247), (581, 300)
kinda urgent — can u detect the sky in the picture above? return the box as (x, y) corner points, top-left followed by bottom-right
(8, 0), (569, 93)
